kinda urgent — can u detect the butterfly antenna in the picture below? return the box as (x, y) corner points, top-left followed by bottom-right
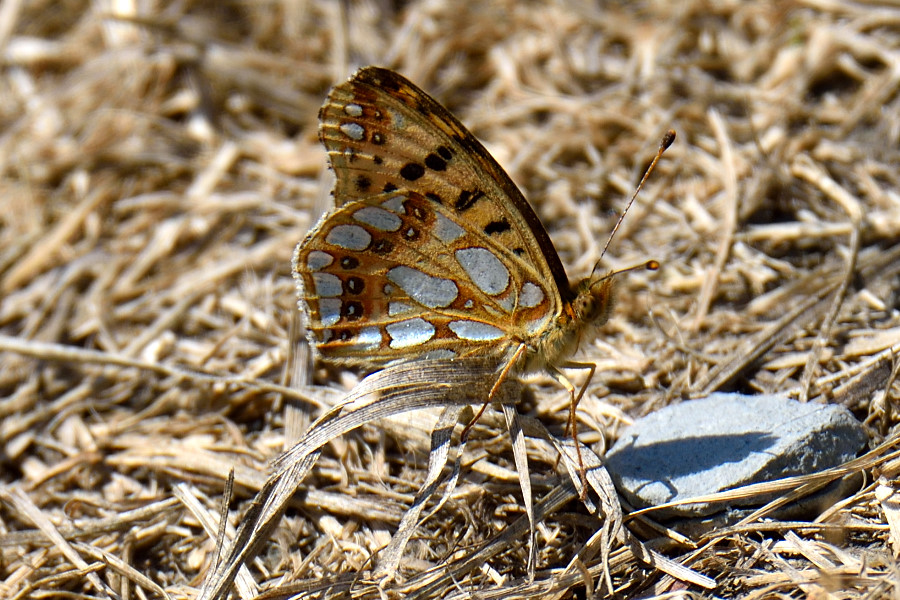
(598, 129), (676, 263)
(592, 259), (660, 288)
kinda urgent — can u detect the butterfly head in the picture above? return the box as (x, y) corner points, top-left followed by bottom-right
(572, 259), (659, 327)
(571, 271), (617, 328)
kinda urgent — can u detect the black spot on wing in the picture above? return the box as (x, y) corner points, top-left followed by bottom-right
(424, 152), (447, 171)
(455, 189), (484, 212)
(373, 239), (394, 254)
(345, 277), (365, 295)
(400, 163), (425, 181)
(342, 301), (364, 321)
(484, 219), (511, 235)
(355, 175), (372, 193)
(383, 182), (398, 193)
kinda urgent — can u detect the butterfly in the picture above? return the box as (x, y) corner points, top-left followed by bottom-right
(293, 66), (669, 492)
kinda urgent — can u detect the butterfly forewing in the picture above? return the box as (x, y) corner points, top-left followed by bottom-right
(294, 189), (558, 366)
(318, 67), (574, 304)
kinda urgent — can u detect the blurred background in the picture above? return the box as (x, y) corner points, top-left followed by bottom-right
(2, 1), (899, 598)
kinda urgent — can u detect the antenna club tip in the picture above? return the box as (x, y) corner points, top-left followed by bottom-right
(661, 130), (676, 150)
(646, 260), (660, 271)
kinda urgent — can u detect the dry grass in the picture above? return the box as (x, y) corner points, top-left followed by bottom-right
(2, 1), (900, 598)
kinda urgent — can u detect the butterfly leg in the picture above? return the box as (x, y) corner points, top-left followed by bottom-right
(549, 361), (597, 500)
(459, 343), (527, 444)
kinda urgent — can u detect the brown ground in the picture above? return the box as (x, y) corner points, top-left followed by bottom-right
(2, 1), (900, 599)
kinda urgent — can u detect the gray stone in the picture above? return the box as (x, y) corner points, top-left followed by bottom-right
(605, 393), (868, 517)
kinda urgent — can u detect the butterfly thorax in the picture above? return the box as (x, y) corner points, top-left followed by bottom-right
(519, 274), (615, 373)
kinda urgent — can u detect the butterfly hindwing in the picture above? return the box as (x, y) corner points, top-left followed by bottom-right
(294, 190), (558, 365)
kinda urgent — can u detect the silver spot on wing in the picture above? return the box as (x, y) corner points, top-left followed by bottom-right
(388, 301), (415, 316)
(497, 294), (515, 313)
(318, 298), (341, 326)
(386, 318), (436, 348)
(312, 272), (342, 297)
(387, 266), (458, 308)
(456, 247), (509, 296)
(343, 103), (363, 117)
(356, 327), (382, 350)
(353, 206), (402, 231)
(520, 282), (545, 308)
(448, 320), (505, 341)
(326, 224), (371, 250)
(339, 122), (365, 141)
(455, 247), (509, 296)
(306, 250), (333, 271)
(434, 212), (466, 243)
